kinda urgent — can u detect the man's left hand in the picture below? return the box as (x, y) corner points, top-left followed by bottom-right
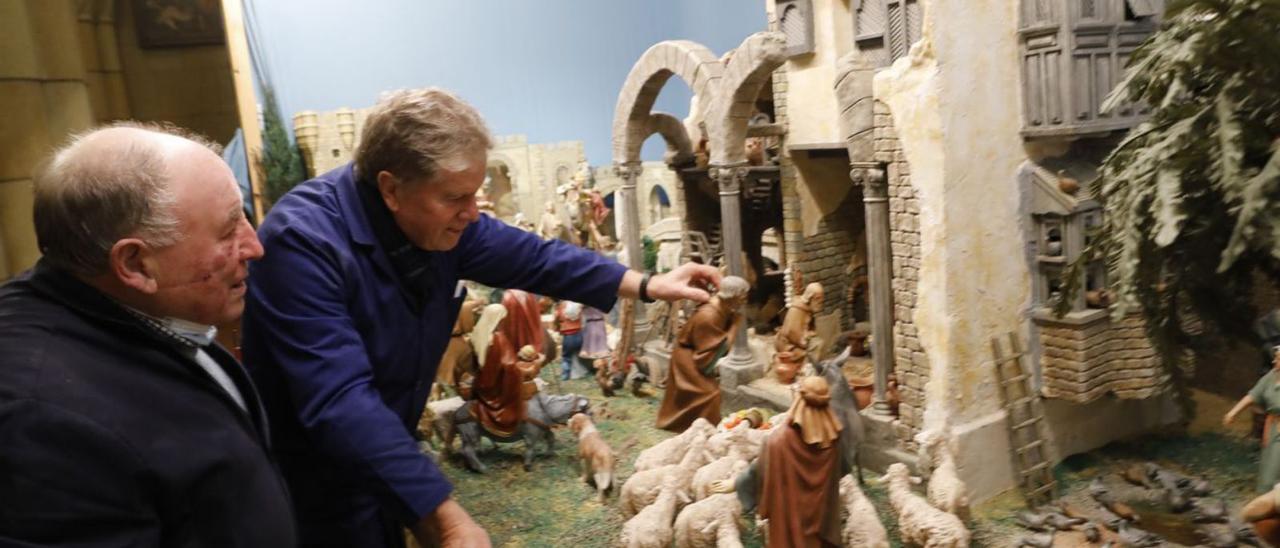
(645, 263), (723, 303)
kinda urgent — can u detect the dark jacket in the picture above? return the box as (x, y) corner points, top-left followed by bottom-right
(241, 164), (626, 547)
(0, 261), (296, 547)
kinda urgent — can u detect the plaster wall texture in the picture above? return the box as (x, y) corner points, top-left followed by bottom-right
(774, 0), (854, 147)
(1041, 392), (1181, 460)
(874, 0), (1029, 498)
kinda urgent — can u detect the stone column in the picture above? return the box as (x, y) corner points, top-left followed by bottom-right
(851, 162), (896, 416)
(710, 163), (760, 386)
(615, 162), (649, 342)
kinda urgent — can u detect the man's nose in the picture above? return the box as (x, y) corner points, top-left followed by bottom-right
(460, 196), (480, 222)
(239, 219), (264, 261)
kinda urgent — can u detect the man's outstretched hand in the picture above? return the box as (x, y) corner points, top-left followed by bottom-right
(621, 263), (723, 304)
(414, 498), (491, 548)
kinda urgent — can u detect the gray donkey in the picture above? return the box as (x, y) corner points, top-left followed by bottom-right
(450, 392), (590, 473)
(811, 346), (866, 480)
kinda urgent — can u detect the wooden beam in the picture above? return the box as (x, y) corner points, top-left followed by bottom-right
(220, 0), (267, 224)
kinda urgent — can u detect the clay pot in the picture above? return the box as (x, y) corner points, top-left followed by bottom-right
(850, 376), (874, 410)
(847, 375), (901, 415)
(1058, 176), (1080, 195)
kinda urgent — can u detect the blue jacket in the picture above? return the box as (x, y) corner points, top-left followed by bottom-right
(242, 164), (626, 546)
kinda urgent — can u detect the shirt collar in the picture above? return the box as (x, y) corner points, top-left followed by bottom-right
(123, 306), (218, 348)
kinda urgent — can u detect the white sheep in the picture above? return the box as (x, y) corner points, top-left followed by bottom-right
(839, 474), (890, 548)
(881, 463), (971, 548)
(916, 429), (971, 520)
(620, 434), (713, 518)
(691, 452), (751, 501)
(618, 473), (691, 548)
(634, 417), (715, 472)
(673, 493), (744, 548)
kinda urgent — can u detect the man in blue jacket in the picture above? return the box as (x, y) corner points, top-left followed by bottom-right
(242, 88), (718, 547)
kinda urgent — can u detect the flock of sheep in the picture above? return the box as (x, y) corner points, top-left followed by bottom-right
(612, 418), (974, 548)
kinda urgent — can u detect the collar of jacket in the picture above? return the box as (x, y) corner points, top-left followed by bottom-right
(24, 259), (189, 351)
(334, 163), (381, 248)
(339, 164), (437, 310)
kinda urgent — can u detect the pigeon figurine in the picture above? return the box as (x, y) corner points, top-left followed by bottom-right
(1116, 522), (1164, 547)
(1190, 497), (1228, 523)
(1044, 511), (1086, 531)
(1198, 524), (1239, 548)
(1081, 521), (1101, 543)
(1017, 509), (1052, 532)
(1184, 476), (1213, 498)
(1122, 464), (1153, 488)
(1089, 478), (1112, 501)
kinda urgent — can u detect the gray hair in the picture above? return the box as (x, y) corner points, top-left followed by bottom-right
(355, 87), (493, 185)
(33, 121), (220, 277)
(719, 276), (750, 300)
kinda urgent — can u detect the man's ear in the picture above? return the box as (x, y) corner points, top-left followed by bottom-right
(376, 171), (402, 213)
(109, 238), (158, 294)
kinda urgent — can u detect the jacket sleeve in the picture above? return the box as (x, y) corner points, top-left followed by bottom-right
(245, 228), (452, 524)
(457, 215), (629, 312)
(0, 399), (161, 546)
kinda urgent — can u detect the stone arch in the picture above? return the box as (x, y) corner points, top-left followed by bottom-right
(705, 32), (787, 166)
(644, 112), (695, 167)
(612, 40), (721, 165)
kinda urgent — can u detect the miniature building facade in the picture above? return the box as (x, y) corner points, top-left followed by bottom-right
(854, 0), (923, 68)
(1018, 0), (1161, 137)
(743, 0), (1184, 503)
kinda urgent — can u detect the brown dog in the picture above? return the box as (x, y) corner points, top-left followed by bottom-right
(568, 412), (614, 502)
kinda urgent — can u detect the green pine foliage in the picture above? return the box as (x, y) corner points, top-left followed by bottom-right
(1086, 0), (1280, 356)
(641, 235), (659, 273)
(260, 86), (306, 209)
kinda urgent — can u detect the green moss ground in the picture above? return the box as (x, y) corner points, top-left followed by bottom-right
(441, 376), (765, 547)
(440, 379), (1261, 547)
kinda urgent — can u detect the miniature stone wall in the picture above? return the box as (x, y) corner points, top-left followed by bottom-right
(875, 100), (930, 449)
(1036, 312), (1169, 403)
(793, 191), (860, 327)
(775, 64), (805, 285)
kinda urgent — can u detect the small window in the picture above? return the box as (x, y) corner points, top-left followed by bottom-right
(1125, 0), (1158, 19)
(778, 0), (815, 57)
(1043, 265), (1065, 306)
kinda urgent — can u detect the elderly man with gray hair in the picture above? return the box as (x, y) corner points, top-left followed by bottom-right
(0, 123), (294, 546)
(241, 87), (721, 547)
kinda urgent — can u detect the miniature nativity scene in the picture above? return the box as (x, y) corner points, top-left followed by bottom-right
(3, 0), (1279, 547)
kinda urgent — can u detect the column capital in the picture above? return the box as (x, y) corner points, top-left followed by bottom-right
(848, 161), (886, 188)
(613, 162), (644, 183)
(709, 164), (751, 193)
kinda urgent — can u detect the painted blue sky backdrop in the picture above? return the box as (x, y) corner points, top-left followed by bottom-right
(247, 1), (766, 166)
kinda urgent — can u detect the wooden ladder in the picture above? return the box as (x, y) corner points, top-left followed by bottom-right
(991, 332), (1057, 506)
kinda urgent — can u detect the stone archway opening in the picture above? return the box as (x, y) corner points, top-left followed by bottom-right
(648, 185), (670, 225)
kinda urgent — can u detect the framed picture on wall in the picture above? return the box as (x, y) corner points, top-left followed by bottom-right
(132, 0), (226, 48)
